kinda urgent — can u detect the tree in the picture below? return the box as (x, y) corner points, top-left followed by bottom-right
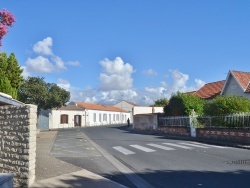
(18, 77), (70, 115)
(164, 92), (206, 116)
(0, 9), (15, 47)
(204, 95), (250, 116)
(0, 52), (23, 98)
(151, 98), (168, 107)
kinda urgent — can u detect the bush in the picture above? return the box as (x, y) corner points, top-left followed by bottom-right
(164, 92), (206, 116)
(204, 95), (250, 116)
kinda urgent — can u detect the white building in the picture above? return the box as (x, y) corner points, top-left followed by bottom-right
(49, 101), (130, 129)
(113, 100), (138, 123)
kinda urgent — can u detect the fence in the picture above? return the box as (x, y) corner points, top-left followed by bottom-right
(159, 113), (250, 129)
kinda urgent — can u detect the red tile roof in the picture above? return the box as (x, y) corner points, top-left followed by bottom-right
(194, 80), (225, 100)
(231, 70), (250, 92)
(75, 102), (125, 112)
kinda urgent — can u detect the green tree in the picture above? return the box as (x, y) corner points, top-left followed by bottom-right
(204, 95), (250, 116)
(18, 77), (70, 115)
(0, 72), (13, 96)
(0, 52), (23, 98)
(164, 92), (206, 116)
(151, 98), (168, 107)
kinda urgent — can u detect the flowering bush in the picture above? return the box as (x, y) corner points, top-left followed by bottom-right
(0, 9), (15, 46)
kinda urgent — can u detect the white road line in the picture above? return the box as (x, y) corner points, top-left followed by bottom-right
(163, 143), (193, 149)
(130, 145), (156, 152)
(187, 141), (227, 149)
(147, 143), (175, 151)
(113, 146), (135, 155)
(179, 142), (210, 148)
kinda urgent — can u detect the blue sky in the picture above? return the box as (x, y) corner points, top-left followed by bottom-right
(1, 1), (250, 106)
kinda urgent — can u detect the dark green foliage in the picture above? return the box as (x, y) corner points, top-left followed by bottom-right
(0, 52), (23, 99)
(18, 77), (70, 115)
(0, 72), (13, 96)
(151, 98), (168, 107)
(204, 95), (250, 116)
(164, 92), (206, 116)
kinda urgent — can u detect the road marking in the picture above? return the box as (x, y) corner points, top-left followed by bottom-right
(163, 143), (193, 149)
(147, 143), (175, 151)
(113, 146), (135, 155)
(187, 141), (227, 149)
(179, 142), (210, 148)
(130, 145), (156, 152)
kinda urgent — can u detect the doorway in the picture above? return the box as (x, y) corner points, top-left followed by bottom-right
(74, 115), (81, 127)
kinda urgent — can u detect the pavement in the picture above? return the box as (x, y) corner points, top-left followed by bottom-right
(30, 130), (128, 188)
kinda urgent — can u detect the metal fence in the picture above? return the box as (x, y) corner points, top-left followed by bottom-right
(159, 113), (250, 129)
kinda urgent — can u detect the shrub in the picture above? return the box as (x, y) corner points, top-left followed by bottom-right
(204, 95), (250, 116)
(164, 92), (206, 116)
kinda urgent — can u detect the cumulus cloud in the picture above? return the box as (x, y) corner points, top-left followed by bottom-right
(195, 79), (206, 88)
(57, 78), (71, 91)
(21, 66), (31, 78)
(99, 57), (135, 91)
(66, 68), (206, 107)
(24, 37), (79, 75)
(142, 69), (158, 76)
(33, 37), (53, 56)
(26, 56), (55, 73)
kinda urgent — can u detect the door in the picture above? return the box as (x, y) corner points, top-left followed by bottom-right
(74, 115), (81, 127)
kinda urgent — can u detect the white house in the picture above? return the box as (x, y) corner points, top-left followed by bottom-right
(49, 101), (130, 129)
(113, 100), (138, 123)
(221, 70), (250, 100)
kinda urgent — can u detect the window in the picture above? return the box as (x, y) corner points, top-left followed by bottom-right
(60, 114), (68, 124)
(113, 114), (115, 121)
(93, 113), (96, 122)
(99, 114), (102, 122)
(116, 114), (119, 121)
(103, 114), (107, 121)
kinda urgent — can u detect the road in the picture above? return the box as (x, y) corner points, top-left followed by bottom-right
(51, 125), (250, 188)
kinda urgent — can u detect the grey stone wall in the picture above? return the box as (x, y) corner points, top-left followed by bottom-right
(133, 114), (158, 130)
(0, 104), (37, 187)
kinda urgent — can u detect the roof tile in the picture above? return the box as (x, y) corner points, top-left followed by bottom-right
(195, 80), (225, 100)
(231, 70), (250, 92)
(76, 102), (124, 112)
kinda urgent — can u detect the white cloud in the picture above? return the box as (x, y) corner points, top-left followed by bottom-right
(66, 69), (206, 107)
(99, 57), (135, 91)
(52, 56), (66, 70)
(21, 66), (31, 78)
(195, 79), (206, 88)
(24, 37), (79, 75)
(57, 78), (71, 91)
(66, 61), (80, 66)
(142, 69), (158, 76)
(26, 56), (55, 73)
(33, 37), (53, 56)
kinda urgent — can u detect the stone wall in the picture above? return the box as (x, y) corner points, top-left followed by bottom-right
(0, 104), (37, 187)
(133, 114), (158, 130)
(196, 128), (250, 144)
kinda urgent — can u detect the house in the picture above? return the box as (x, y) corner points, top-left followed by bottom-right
(113, 100), (138, 123)
(221, 70), (250, 99)
(194, 80), (226, 100)
(191, 70), (250, 101)
(49, 101), (130, 129)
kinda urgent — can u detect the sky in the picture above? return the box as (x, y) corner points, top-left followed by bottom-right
(1, 0), (250, 106)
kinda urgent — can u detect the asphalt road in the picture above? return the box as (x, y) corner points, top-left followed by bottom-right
(51, 125), (250, 188)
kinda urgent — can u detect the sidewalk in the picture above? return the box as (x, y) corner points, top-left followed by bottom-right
(30, 131), (128, 188)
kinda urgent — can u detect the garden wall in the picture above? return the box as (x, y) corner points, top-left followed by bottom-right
(196, 128), (250, 144)
(0, 104), (37, 187)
